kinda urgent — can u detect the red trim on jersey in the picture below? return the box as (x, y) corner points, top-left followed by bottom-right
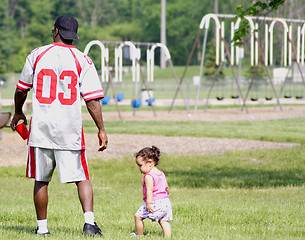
(18, 80), (32, 87)
(81, 150), (89, 180)
(69, 48), (82, 77)
(33, 45), (55, 72)
(52, 42), (76, 48)
(84, 95), (104, 102)
(17, 80), (33, 91)
(82, 90), (104, 102)
(17, 85), (30, 92)
(82, 89), (104, 97)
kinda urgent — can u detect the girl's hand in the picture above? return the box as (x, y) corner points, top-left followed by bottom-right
(146, 203), (153, 213)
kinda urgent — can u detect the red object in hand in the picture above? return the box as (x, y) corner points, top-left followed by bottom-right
(15, 122), (29, 140)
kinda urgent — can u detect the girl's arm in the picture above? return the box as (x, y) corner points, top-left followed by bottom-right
(144, 174), (154, 212)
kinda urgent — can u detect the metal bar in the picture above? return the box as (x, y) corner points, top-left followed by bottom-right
(101, 40), (158, 46)
(215, 14), (305, 24)
(204, 61), (224, 112)
(287, 32), (305, 87)
(105, 61), (123, 120)
(195, 27), (208, 114)
(168, 60), (191, 115)
(254, 35), (282, 111)
(169, 29), (202, 112)
(136, 59), (157, 117)
(241, 63), (259, 111)
(220, 31), (249, 113)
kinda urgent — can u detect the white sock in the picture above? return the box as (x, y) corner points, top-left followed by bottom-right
(84, 212), (95, 225)
(37, 219), (48, 234)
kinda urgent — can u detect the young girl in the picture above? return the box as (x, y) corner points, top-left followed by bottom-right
(133, 146), (172, 238)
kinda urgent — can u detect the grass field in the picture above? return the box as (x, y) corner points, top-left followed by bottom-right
(1, 114), (305, 239)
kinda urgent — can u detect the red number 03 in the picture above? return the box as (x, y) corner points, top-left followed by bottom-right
(36, 69), (78, 105)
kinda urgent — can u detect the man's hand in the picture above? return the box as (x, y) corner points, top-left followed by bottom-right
(11, 88), (28, 131)
(10, 113), (27, 131)
(98, 129), (108, 151)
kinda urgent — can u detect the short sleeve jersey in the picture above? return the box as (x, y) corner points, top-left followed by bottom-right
(17, 42), (104, 150)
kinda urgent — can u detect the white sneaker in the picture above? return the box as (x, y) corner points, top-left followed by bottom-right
(130, 232), (139, 238)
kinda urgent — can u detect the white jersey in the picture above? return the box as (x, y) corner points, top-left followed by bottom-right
(17, 42), (104, 150)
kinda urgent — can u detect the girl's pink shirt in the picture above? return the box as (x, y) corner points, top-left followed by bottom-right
(143, 170), (169, 202)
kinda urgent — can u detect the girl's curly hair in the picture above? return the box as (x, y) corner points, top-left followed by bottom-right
(135, 146), (161, 166)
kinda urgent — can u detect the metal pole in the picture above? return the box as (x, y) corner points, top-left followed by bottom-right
(169, 29), (202, 112)
(287, 32), (305, 87)
(220, 32), (249, 113)
(160, 0), (166, 68)
(204, 61), (224, 111)
(254, 35), (282, 111)
(241, 63), (259, 111)
(215, 14), (305, 24)
(195, 27), (208, 114)
(105, 61), (123, 120)
(137, 59), (157, 117)
(168, 60), (191, 114)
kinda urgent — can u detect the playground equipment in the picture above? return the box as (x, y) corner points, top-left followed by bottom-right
(84, 40), (122, 120)
(114, 41), (142, 114)
(146, 43), (190, 114)
(84, 40), (184, 116)
(170, 13), (305, 113)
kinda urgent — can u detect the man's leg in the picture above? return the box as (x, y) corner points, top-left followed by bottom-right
(76, 180), (103, 236)
(76, 180), (93, 213)
(34, 181), (50, 235)
(34, 181), (49, 220)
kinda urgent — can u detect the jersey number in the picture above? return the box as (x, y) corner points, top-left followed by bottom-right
(36, 69), (77, 105)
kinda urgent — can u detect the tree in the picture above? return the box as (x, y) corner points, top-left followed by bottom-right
(232, 0), (285, 46)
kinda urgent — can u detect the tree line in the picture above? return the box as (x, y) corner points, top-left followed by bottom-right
(0, 0), (300, 74)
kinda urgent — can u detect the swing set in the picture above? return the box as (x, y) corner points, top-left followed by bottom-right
(84, 40), (188, 118)
(169, 13), (305, 114)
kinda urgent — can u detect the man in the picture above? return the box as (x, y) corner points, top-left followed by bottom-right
(10, 15), (108, 237)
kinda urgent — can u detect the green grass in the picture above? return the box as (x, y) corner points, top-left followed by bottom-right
(81, 117), (305, 144)
(1, 146), (305, 239)
(1, 93), (305, 239)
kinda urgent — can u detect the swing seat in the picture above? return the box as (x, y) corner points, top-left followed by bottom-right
(231, 95), (239, 99)
(0, 111), (11, 129)
(101, 96), (111, 105)
(116, 93), (124, 102)
(296, 96), (303, 99)
(284, 95), (291, 99)
(265, 97), (272, 101)
(145, 98), (155, 106)
(131, 99), (141, 108)
(216, 96), (224, 101)
(250, 97), (258, 101)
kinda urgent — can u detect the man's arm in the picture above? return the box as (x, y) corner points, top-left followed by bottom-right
(85, 99), (108, 151)
(10, 88), (28, 131)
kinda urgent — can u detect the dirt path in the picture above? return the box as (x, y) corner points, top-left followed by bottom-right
(98, 105), (305, 122)
(0, 133), (299, 167)
(1, 105), (304, 167)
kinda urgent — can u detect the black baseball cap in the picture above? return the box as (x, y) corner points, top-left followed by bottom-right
(54, 15), (79, 40)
